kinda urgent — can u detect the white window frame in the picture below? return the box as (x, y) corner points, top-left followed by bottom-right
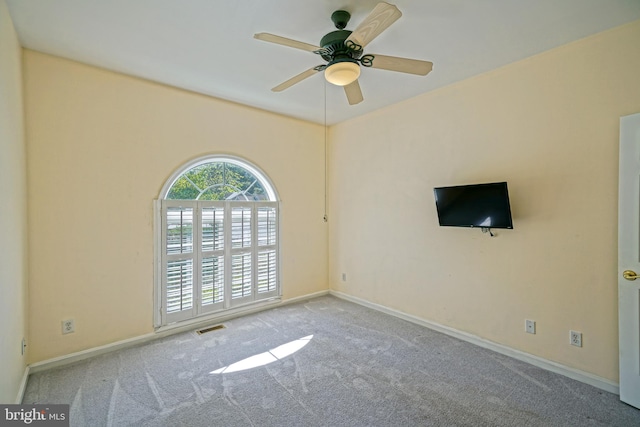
(154, 155), (280, 328)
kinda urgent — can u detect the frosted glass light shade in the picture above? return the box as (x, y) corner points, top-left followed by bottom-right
(324, 61), (360, 86)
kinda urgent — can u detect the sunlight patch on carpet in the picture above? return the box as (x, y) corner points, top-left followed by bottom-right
(210, 335), (313, 374)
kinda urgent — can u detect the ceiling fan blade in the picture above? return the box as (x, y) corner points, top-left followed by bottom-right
(272, 67), (320, 92)
(344, 80), (364, 105)
(346, 2), (402, 50)
(254, 33), (320, 52)
(368, 54), (433, 75)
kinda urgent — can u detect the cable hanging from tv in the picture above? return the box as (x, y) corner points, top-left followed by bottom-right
(481, 227), (494, 237)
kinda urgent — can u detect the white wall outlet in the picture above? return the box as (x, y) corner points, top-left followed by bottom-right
(525, 319), (536, 334)
(62, 319), (75, 334)
(570, 330), (582, 347)
(21, 338), (27, 355)
(342, 273), (347, 282)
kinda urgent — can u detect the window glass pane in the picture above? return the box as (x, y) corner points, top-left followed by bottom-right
(202, 256), (224, 305)
(231, 253), (252, 299)
(232, 207), (252, 248)
(257, 207), (276, 246)
(166, 259), (193, 313)
(185, 163), (223, 193)
(242, 183), (268, 200)
(223, 163), (268, 200)
(166, 176), (200, 200)
(258, 250), (277, 293)
(202, 207), (224, 251)
(199, 184), (242, 201)
(166, 208), (193, 254)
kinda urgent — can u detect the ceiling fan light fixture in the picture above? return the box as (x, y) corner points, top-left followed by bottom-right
(324, 59), (360, 86)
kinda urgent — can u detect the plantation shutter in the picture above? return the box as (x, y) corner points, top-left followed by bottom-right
(160, 200), (278, 325)
(229, 204), (254, 307)
(257, 204), (278, 298)
(200, 203), (225, 314)
(162, 201), (197, 323)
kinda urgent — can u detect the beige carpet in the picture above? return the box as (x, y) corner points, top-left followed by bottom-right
(23, 296), (640, 426)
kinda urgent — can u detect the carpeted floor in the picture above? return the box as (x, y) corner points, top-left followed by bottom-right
(23, 295), (640, 426)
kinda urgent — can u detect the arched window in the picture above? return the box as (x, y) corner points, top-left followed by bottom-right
(162, 158), (277, 201)
(156, 156), (279, 326)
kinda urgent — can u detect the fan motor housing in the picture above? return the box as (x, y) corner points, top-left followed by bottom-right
(319, 30), (361, 62)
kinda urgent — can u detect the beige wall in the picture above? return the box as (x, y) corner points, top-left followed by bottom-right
(23, 51), (328, 363)
(329, 20), (640, 382)
(18, 12), (640, 385)
(0, 0), (28, 403)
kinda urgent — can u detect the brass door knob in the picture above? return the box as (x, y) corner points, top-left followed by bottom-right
(623, 270), (640, 281)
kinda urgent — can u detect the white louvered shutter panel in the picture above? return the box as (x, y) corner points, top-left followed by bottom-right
(200, 203), (225, 314)
(229, 204), (253, 306)
(257, 203), (278, 297)
(162, 201), (197, 323)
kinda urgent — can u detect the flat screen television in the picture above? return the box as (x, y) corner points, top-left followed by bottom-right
(433, 182), (513, 229)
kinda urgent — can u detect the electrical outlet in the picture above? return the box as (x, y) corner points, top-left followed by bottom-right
(570, 330), (582, 347)
(342, 273), (347, 282)
(62, 319), (75, 335)
(21, 338), (27, 356)
(525, 319), (536, 334)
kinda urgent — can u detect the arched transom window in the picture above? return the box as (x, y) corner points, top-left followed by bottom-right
(165, 159), (275, 201)
(157, 157), (279, 326)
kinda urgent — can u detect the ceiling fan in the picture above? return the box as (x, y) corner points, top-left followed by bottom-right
(254, 2), (433, 105)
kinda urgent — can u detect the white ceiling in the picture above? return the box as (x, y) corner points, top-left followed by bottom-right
(6, 0), (640, 125)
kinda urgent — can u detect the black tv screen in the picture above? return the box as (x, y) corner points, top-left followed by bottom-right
(433, 182), (513, 229)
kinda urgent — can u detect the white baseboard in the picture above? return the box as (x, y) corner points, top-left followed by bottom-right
(29, 289), (614, 397)
(15, 365), (30, 403)
(29, 290), (329, 374)
(28, 332), (157, 374)
(329, 290), (619, 395)
(280, 290), (330, 305)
